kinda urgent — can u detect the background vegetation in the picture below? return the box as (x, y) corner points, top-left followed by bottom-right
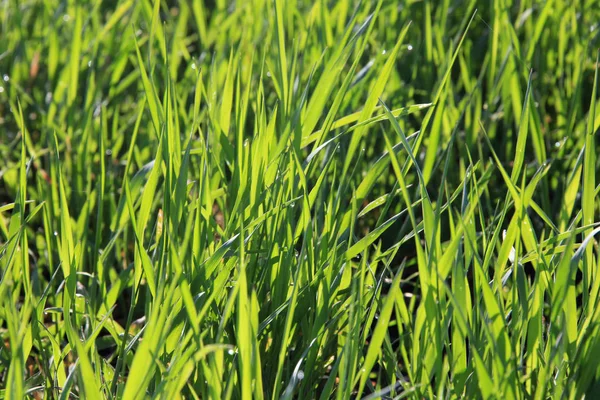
(1, 0), (600, 398)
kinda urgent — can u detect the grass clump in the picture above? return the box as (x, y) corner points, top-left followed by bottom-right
(1, 0), (600, 398)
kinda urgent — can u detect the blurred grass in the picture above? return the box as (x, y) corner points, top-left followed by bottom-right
(1, 0), (600, 398)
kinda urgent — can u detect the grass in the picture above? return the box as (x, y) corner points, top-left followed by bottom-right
(1, 0), (600, 398)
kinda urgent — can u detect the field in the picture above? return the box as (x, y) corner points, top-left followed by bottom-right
(1, 0), (600, 398)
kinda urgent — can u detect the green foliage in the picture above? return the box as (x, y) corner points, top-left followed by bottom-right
(0, 0), (599, 398)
